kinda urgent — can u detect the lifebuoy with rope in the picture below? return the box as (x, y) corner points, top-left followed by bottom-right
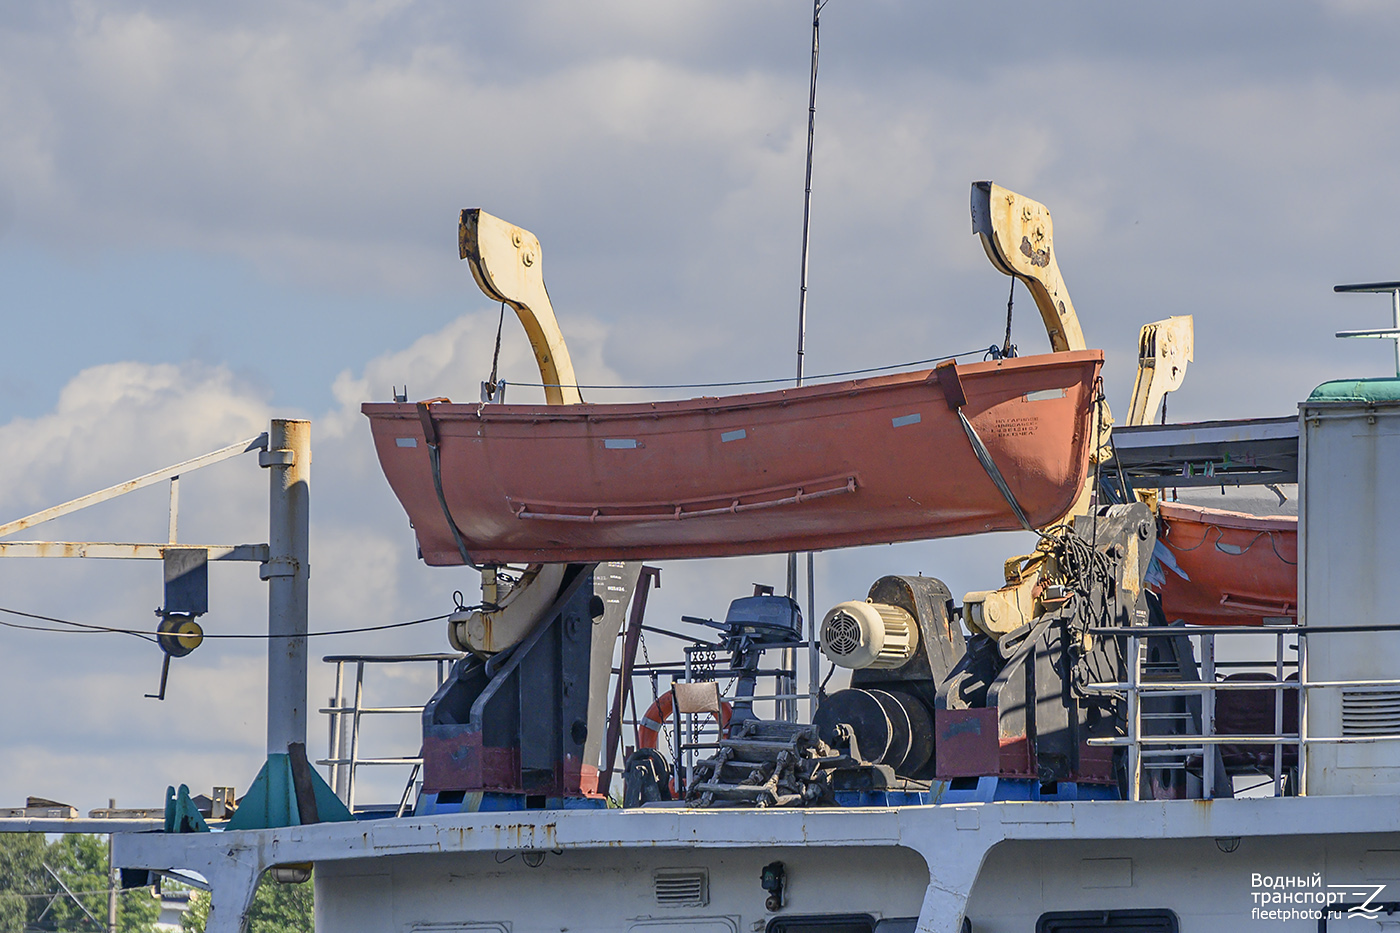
(637, 691), (733, 750)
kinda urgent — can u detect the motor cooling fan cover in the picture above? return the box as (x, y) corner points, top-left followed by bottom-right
(819, 600), (919, 670)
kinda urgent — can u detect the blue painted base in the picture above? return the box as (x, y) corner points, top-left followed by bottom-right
(415, 791), (610, 815)
(410, 781), (1116, 815)
(938, 776), (1119, 804)
(832, 790), (933, 807)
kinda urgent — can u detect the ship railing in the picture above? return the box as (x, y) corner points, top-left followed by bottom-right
(316, 653), (459, 814)
(604, 635), (808, 795)
(608, 664), (807, 796)
(598, 566), (821, 793)
(1081, 621), (1400, 800)
(677, 642), (804, 792)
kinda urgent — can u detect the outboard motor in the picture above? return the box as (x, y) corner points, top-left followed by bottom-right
(683, 593), (805, 727)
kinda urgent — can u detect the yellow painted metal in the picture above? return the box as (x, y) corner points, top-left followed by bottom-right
(971, 181), (1086, 353)
(962, 182), (1091, 635)
(963, 183), (1125, 636)
(456, 209), (580, 651)
(964, 314), (1194, 637)
(1126, 316), (1194, 426)
(972, 180), (1108, 515)
(449, 563), (567, 656)
(459, 209), (582, 406)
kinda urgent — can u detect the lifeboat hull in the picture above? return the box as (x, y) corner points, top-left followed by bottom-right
(1155, 502), (1298, 626)
(362, 351), (1103, 564)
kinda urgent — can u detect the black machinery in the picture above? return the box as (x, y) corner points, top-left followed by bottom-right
(622, 591), (807, 807)
(681, 591), (806, 728)
(415, 502), (1219, 808)
(421, 562), (639, 800)
(679, 503), (1160, 806)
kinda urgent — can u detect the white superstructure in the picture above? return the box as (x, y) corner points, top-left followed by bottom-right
(1302, 388), (1400, 796)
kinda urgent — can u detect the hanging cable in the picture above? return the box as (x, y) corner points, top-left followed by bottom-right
(1091, 377), (1106, 545)
(507, 345), (997, 392)
(486, 301), (506, 400)
(0, 604), (455, 640)
(1002, 278), (1018, 358)
(0, 606), (158, 643)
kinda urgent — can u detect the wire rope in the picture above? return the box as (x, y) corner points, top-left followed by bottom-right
(502, 345), (999, 392)
(0, 604), (455, 640)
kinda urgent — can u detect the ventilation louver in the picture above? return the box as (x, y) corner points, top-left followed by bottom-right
(1342, 690), (1400, 736)
(654, 869), (709, 907)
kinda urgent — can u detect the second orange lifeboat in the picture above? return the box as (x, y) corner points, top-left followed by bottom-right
(1153, 501), (1297, 627)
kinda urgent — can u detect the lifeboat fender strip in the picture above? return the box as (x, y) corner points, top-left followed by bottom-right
(1219, 593), (1296, 616)
(416, 401), (479, 568)
(511, 475), (858, 523)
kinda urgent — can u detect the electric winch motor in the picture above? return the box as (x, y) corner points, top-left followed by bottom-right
(819, 600), (919, 670)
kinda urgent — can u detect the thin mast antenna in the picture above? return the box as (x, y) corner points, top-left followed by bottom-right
(796, 0), (823, 390)
(788, 0), (825, 723)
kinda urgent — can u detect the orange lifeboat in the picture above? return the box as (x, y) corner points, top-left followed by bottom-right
(362, 350), (1103, 564)
(1153, 501), (1297, 627)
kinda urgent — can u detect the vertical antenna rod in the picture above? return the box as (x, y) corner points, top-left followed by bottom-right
(796, 0), (821, 390)
(788, 0), (824, 722)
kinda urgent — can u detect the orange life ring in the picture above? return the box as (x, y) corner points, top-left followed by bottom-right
(637, 691), (733, 749)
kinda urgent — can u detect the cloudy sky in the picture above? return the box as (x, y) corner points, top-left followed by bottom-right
(2, 0), (1399, 811)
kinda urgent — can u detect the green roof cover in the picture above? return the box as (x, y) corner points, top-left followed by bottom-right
(1309, 377), (1400, 402)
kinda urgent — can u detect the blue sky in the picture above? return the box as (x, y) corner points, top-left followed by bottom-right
(0, 246), (469, 421)
(3, 0), (1400, 810)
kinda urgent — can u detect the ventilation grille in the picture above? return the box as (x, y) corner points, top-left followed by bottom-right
(824, 612), (861, 656)
(1342, 690), (1400, 736)
(654, 869), (709, 907)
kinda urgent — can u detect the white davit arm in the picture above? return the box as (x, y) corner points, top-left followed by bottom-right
(459, 208), (582, 406)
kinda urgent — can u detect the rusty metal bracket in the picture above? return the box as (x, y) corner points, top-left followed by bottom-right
(934, 361), (967, 410)
(415, 399), (450, 447)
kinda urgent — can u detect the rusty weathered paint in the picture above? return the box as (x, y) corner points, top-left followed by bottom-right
(0, 542), (267, 560)
(363, 351), (1102, 565)
(1019, 235), (1050, 268)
